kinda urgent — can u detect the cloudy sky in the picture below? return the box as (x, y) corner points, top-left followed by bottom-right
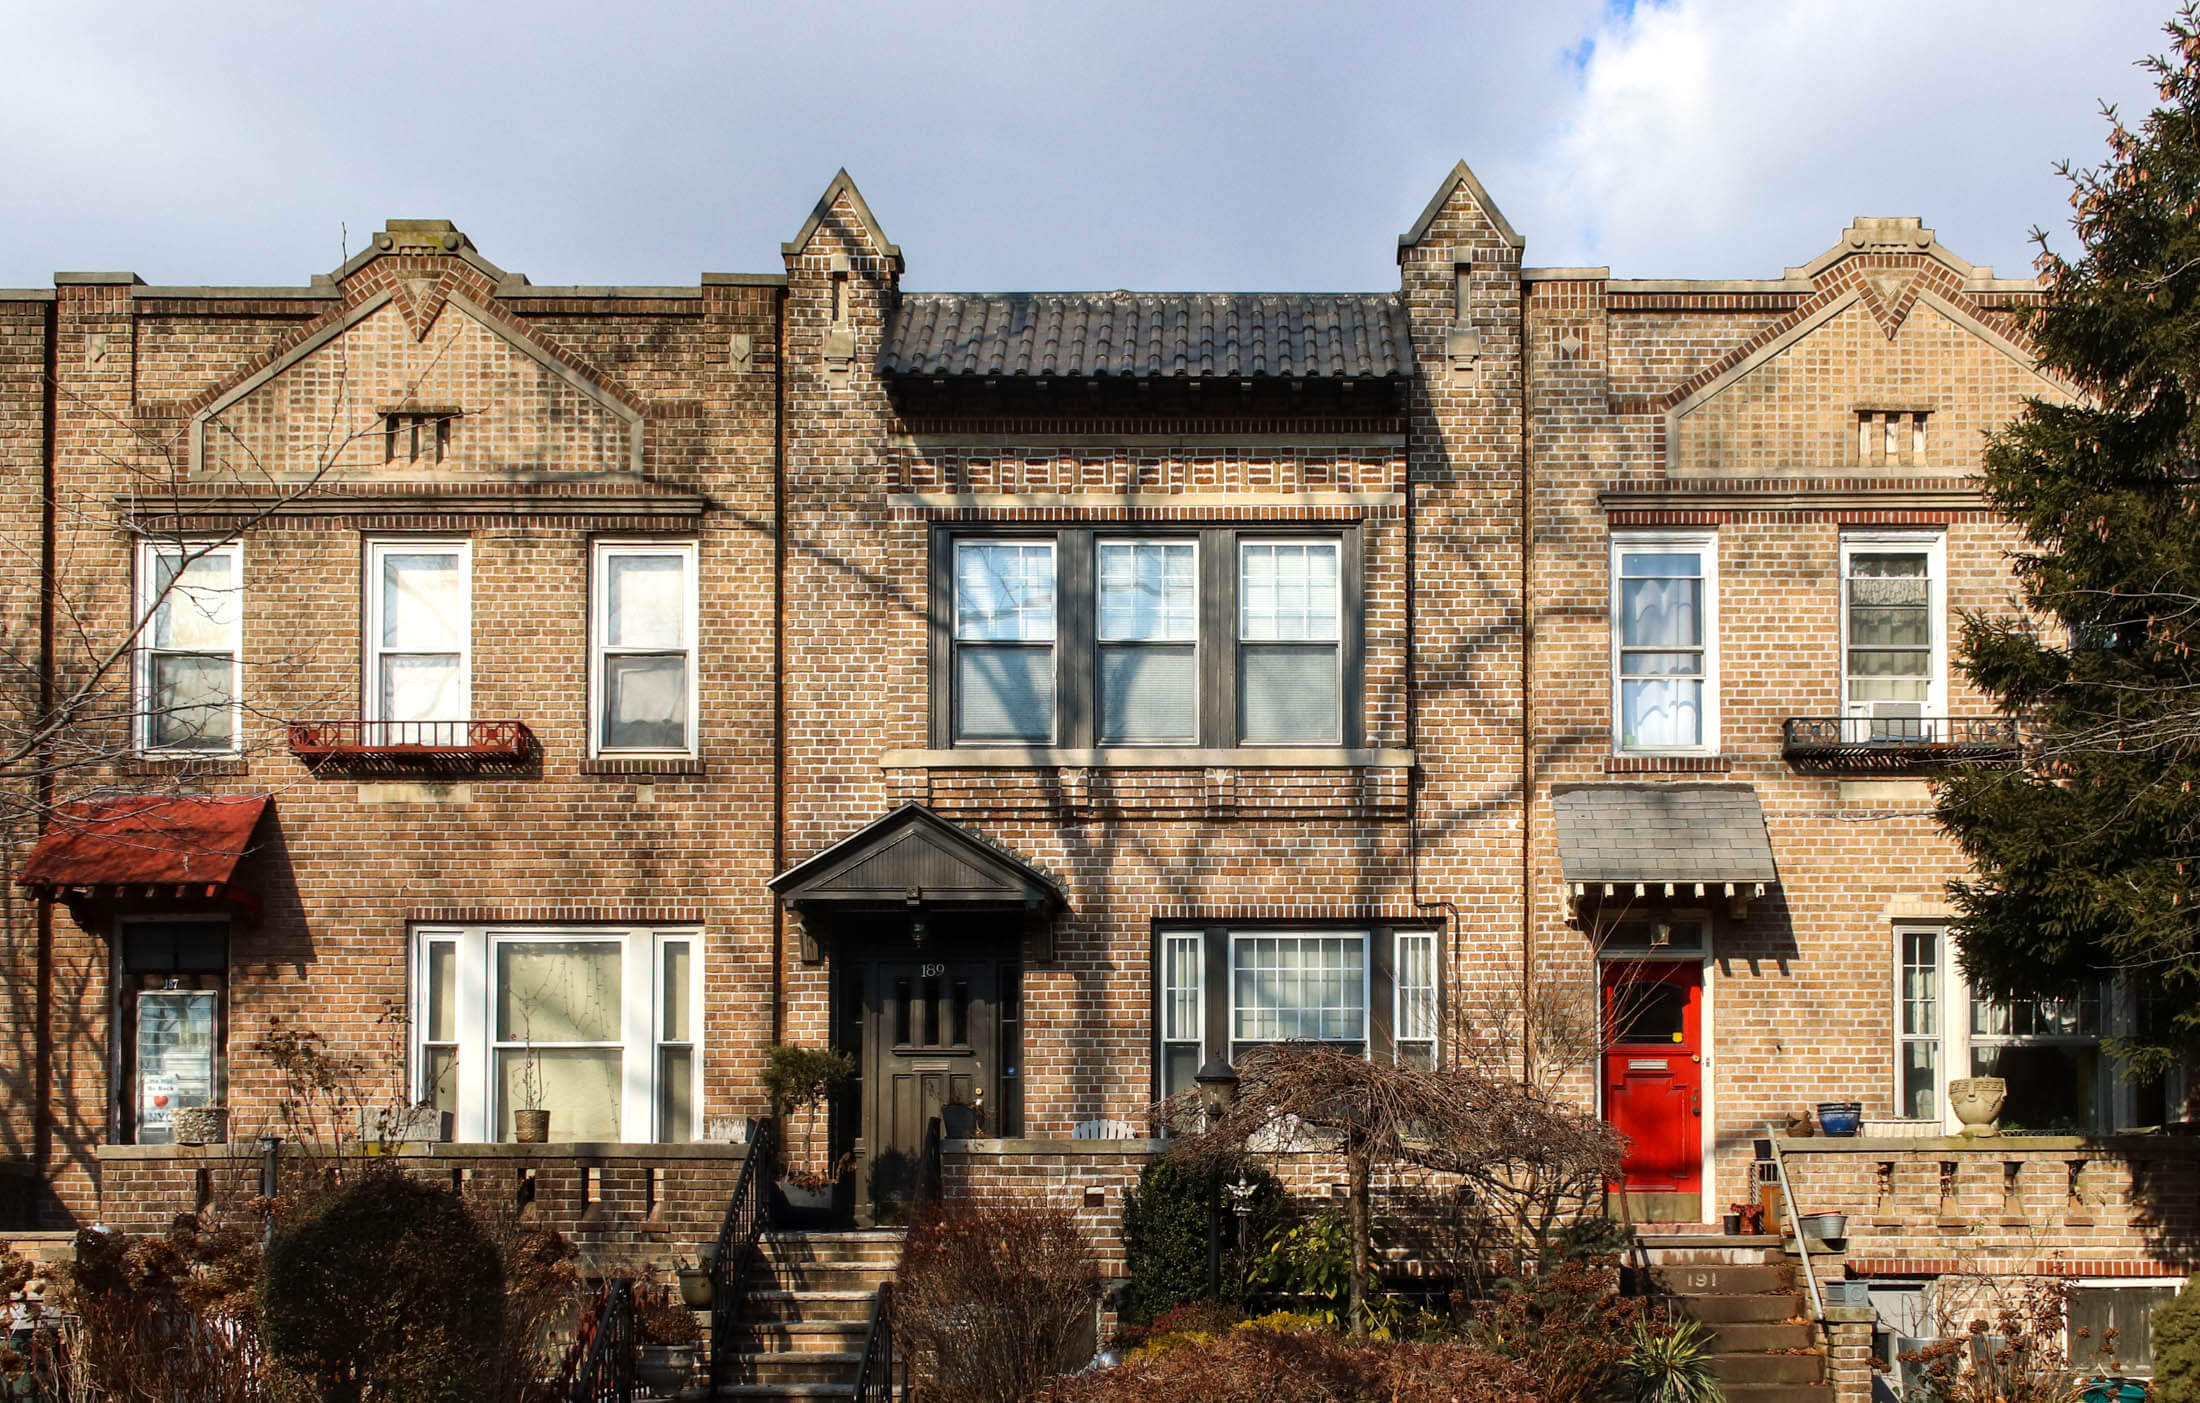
(0, 1), (2173, 291)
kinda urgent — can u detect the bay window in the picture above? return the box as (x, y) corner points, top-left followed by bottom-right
(413, 925), (701, 1143)
(591, 541), (698, 757)
(1611, 533), (1716, 753)
(137, 540), (243, 754)
(366, 540), (470, 739)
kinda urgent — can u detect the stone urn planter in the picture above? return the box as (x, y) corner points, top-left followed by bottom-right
(173, 1105), (228, 1146)
(1949, 1076), (2007, 1136)
(637, 1343), (697, 1395)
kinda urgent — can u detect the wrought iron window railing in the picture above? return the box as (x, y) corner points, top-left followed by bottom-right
(1781, 716), (2017, 771)
(286, 719), (535, 765)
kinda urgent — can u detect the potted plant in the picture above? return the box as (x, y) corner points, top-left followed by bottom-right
(762, 1044), (855, 1222)
(635, 1291), (701, 1395)
(513, 1037), (550, 1144)
(173, 1104), (229, 1146)
(674, 1255), (713, 1310)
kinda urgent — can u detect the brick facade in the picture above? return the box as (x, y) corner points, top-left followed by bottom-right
(0, 169), (2189, 1330)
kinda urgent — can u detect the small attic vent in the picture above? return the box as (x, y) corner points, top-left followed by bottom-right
(1856, 410), (1926, 467)
(383, 411), (457, 465)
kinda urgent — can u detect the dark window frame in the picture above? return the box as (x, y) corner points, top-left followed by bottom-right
(928, 523), (1364, 749)
(114, 917), (230, 1146)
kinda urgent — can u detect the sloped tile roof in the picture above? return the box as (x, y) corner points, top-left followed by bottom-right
(1552, 784), (1779, 887)
(18, 795), (271, 893)
(881, 292), (1416, 379)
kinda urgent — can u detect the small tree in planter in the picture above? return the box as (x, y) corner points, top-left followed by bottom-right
(762, 1045), (855, 1216)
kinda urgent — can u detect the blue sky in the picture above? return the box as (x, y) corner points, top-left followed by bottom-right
(0, 1), (2172, 291)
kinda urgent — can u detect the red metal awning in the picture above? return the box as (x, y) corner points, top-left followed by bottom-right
(16, 795), (272, 905)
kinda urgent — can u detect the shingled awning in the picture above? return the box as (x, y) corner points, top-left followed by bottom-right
(17, 794), (272, 909)
(1553, 783), (1778, 906)
(881, 292), (1416, 379)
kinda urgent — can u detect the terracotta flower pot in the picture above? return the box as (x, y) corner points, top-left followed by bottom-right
(513, 1108), (551, 1143)
(1949, 1076), (2007, 1137)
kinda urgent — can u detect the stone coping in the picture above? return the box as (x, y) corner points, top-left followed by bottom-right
(881, 747), (1413, 770)
(944, 1138), (1166, 1156)
(1777, 1134), (2200, 1154)
(97, 1140), (750, 1162)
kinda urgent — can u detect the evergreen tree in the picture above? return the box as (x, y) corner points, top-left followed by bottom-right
(1936, 8), (2200, 1090)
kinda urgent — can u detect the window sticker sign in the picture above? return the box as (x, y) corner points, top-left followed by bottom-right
(137, 991), (216, 1142)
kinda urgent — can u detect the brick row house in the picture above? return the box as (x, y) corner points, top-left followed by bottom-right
(0, 166), (2192, 1382)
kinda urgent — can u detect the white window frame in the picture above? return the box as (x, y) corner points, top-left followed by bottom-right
(364, 538), (472, 732)
(1096, 536), (1200, 745)
(1609, 531), (1719, 755)
(1227, 929), (1371, 1051)
(411, 924), (703, 1144)
(952, 537), (1059, 746)
(1839, 531), (1946, 741)
(1392, 928), (1439, 1067)
(1236, 537), (1345, 747)
(134, 538), (244, 756)
(589, 540), (701, 759)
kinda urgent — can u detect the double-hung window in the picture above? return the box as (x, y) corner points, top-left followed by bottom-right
(413, 925), (701, 1143)
(1611, 533), (1716, 753)
(366, 540), (470, 741)
(937, 528), (1359, 750)
(1156, 924), (1435, 1099)
(137, 540), (243, 754)
(591, 541), (698, 757)
(1841, 532), (1943, 742)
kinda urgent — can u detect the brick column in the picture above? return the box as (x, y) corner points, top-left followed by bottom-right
(1824, 1307), (1877, 1403)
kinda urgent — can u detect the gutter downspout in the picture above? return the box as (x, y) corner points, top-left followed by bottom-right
(1518, 266), (1535, 1086)
(770, 286), (788, 1051)
(34, 295), (58, 1176)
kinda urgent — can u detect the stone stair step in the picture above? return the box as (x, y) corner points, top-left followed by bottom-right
(1675, 1293), (1807, 1323)
(1652, 1264), (1794, 1295)
(763, 1230), (905, 1265)
(728, 1320), (869, 1354)
(1703, 1322), (1816, 1352)
(1642, 1244), (1788, 1267)
(755, 1261), (896, 1291)
(733, 1351), (864, 1386)
(740, 1289), (877, 1323)
(715, 1386), (865, 1401)
(1719, 1385), (1833, 1403)
(1707, 1352), (1828, 1386)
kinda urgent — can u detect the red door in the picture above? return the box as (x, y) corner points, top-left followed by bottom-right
(1601, 961), (1703, 1210)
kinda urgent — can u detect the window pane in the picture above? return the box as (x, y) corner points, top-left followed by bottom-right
(151, 552), (238, 650)
(658, 1046), (694, 1143)
(602, 654), (690, 750)
(1619, 573), (1701, 648)
(1239, 542), (1339, 642)
(1620, 551), (1699, 579)
(1850, 553), (1928, 583)
(1848, 607), (1930, 649)
(497, 1047), (621, 1141)
(1901, 1040), (1938, 1120)
(2070, 1288), (2175, 1373)
(381, 551), (463, 650)
(1971, 1042), (2099, 1132)
(1100, 644), (1196, 743)
(1239, 644), (1339, 743)
(135, 990), (219, 1145)
(605, 554), (686, 650)
(426, 1047), (458, 1115)
(1620, 677), (1702, 748)
(381, 655), (463, 723)
(955, 645), (1053, 742)
(1396, 932), (1437, 1044)
(957, 542), (1055, 641)
(1161, 934), (1201, 1043)
(1162, 1043), (1200, 1100)
(1099, 541), (1196, 642)
(1620, 650), (1704, 677)
(1850, 648), (1930, 677)
(1901, 929), (1938, 1036)
(1232, 935), (1365, 1042)
(662, 941), (691, 1044)
(148, 653), (234, 749)
(426, 942), (457, 1043)
(496, 941), (622, 1043)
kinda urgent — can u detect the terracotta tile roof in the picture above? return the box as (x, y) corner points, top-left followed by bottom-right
(17, 794), (271, 894)
(881, 292), (1416, 379)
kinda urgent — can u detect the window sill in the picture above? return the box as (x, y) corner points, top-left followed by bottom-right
(881, 746), (1413, 770)
(118, 755), (251, 776)
(1604, 752), (1733, 774)
(578, 757), (706, 776)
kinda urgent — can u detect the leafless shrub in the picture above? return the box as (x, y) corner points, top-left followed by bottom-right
(897, 1195), (1103, 1403)
(1040, 1322), (1544, 1403)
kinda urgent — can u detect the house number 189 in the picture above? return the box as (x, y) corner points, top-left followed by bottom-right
(921, 963), (946, 978)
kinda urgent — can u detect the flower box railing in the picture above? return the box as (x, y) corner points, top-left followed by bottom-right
(1781, 716), (2018, 772)
(286, 719), (535, 769)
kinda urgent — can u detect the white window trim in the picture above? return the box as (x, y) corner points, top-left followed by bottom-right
(1609, 531), (1719, 756)
(1889, 922), (2186, 1133)
(1839, 531), (1946, 734)
(589, 540), (701, 759)
(952, 537), (1059, 746)
(364, 538), (472, 727)
(1236, 536), (1345, 747)
(412, 924), (703, 1144)
(134, 537), (244, 757)
(1097, 536), (1200, 746)
(1227, 929), (1371, 1048)
(1392, 928), (1440, 1062)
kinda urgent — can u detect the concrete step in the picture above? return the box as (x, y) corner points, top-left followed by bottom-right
(740, 1289), (876, 1323)
(1652, 1263), (1794, 1295)
(730, 1351), (863, 1387)
(763, 1229), (905, 1266)
(755, 1260), (896, 1292)
(1641, 1239), (1787, 1267)
(1704, 1321), (1816, 1352)
(1708, 1352), (1828, 1386)
(1675, 1293), (1808, 1323)
(727, 1320), (869, 1354)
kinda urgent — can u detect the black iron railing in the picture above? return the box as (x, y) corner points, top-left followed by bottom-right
(287, 719), (536, 771)
(708, 1117), (775, 1392)
(568, 1278), (636, 1403)
(913, 1114), (944, 1215)
(1781, 716), (2018, 771)
(851, 1281), (898, 1402)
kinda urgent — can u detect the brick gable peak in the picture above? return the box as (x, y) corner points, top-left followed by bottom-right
(782, 168), (904, 273)
(1397, 159), (1524, 257)
(331, 219), (509, 290)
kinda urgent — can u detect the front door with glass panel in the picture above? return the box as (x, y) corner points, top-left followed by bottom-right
(1601, 959), (1704, 1221)
(118, 921), (228, 1144)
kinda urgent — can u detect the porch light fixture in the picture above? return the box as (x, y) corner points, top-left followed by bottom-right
(1195, 1057), (1239, 1123)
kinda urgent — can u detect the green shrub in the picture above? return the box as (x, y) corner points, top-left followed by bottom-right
(262, 1171), (505, 1403)
(1118, 1156), (1286, 1323)
(2156, 1274), (2200, 1403)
